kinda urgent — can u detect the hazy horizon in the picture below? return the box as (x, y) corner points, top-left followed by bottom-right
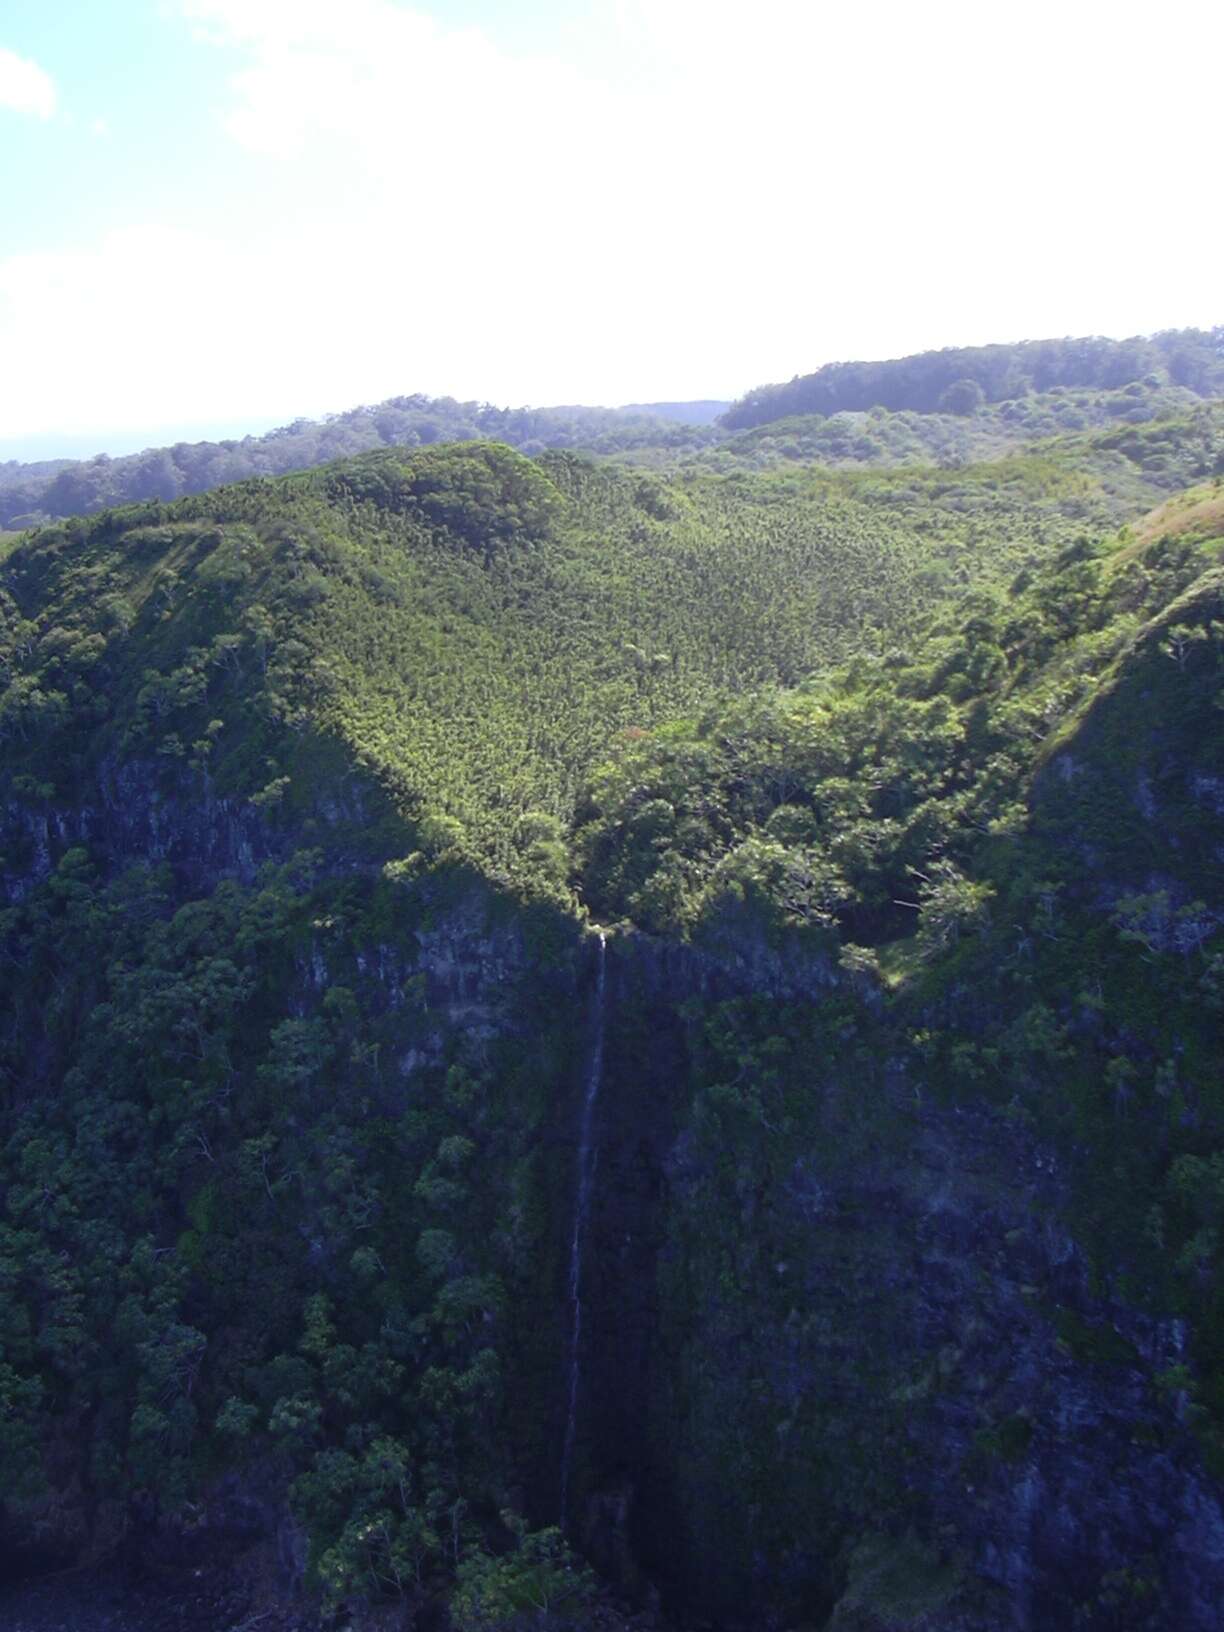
(5, 320), (1220, 467)
(0, 391), (739, 465)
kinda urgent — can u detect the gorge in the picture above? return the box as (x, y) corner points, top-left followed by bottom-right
(2, 336), (1224, 1629)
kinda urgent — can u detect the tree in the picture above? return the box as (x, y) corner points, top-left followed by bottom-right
(1160, 622), (1207, 672)
(911, 861), (993, 958)
(452, 1518), (596, 1630)
(939, 378), (986, 416)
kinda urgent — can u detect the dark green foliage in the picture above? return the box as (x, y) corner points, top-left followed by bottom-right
(0, 850), (580, 1611)
(451, 1516), (597, 1629)
(939, 378), (986, 416)
(325, 443), (563, 555)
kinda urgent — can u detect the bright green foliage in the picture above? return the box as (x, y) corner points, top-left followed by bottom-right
(6, 434), (1138, 885)
(574, 475), (1224, 940)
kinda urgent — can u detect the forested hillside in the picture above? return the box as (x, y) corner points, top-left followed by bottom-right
(5, 419), (1216, 878)
(4, 386), (1224, 1629)
(710, 386), (1221, 474)
(722, 326), (1224, 431)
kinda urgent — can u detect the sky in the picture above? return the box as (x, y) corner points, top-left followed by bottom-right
(1, 0), (1221, 460)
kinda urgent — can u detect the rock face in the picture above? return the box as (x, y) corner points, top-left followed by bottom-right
(1, 753), (388, 904)
(1033, 567), (1224, 898)
(568, 963), (1224, 1630)
(3, 760), (1224, 1632)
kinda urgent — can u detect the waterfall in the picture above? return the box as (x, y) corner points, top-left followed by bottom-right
(560, 931), (607, 1525)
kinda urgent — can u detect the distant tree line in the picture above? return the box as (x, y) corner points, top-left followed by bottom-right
(721, 327), (1224, 430)
(0, 396), (715, 530)
(6, 329), (1222, 532)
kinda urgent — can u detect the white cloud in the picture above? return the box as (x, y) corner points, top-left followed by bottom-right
(0, 225), (405, 439)
(1, 0), (1222, 443)
(0, 46), (56, 119)
(170, 0), (1224, 398)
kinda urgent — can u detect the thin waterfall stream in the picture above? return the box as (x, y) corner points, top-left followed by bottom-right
(560, 931), (607, 1525)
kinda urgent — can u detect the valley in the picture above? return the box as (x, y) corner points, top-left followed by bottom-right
(2, 331), (1224, 1629)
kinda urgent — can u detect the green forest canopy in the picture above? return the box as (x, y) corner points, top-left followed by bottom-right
(721, 326), (1224, 430)
(5, 391), (1224, 1626)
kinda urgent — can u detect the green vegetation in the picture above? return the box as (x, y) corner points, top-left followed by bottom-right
(828, 1534), (961, 1628)
(706, 387), (1222, 476)
(6, 419), (1218, 891)
(0, 395), (718, 531)
(572, 462), (1224, 937)
(4, 355), (1224, 1627)
(7, 327), (1222, 533)
(0, 844), (586, 1612)
(722, 326), (1224, 429)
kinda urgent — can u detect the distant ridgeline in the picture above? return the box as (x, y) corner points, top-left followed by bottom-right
(0, 397), (721, 531)
(721, 325), (1224, 429)
(4, 328), (1223, 533)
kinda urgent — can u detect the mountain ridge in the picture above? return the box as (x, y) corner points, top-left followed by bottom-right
(6, 327), (1222, 534)
(721, 326), (1224, 430)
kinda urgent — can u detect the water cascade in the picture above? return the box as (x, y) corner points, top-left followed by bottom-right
(560, 931), (608, 1525)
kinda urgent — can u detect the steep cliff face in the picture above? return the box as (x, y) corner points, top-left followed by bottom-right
(2, 755), (385, 903)
(0, 747), (585, 1601)
(535, 546), (1224, 1624)
(5, 446), (1224, 1630)
(1033, 565), (1224, 900)
(562, 956), (1224, 1630)
(5, 731), (1224, 1630)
